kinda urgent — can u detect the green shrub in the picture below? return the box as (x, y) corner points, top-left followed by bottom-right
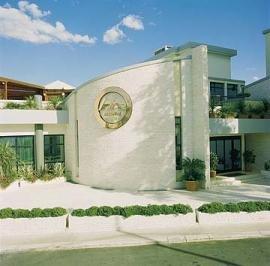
(182, 157), (205, 181)
(113, 206), (124, 216)
(30, 208), (43, 217)
(198, 202), (225, 213)
(243, 150), (256, 164)
(0, 143), (18, 188)
(47, 96), (63, 110)
(0, 207), (66, 219)
(198, 201), (270, 213)
(210, 153), (218, 171)
(0, 208), (13, 218)
(264, 160), (270, 171)
(98, 206), (114, 217)
(224, 203), (240, 213)
(172, 203), (193, 214)
(262, 99), (270, 112)
(71, 209), (86, 217)
(71, 203), (193, 218)
(13, 209), (31, 218)
(18, 165), (37, 183)
(4, 102), (23, 109)
(23, 96), (37, 109)
(85, 206), (99, 216)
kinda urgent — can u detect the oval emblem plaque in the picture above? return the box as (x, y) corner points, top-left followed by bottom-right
(95, 87), (132, 129)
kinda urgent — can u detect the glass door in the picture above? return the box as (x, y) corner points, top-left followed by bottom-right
(210, 136), (241, 172)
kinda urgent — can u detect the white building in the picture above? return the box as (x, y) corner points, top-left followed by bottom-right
(1, 30), (270, 190)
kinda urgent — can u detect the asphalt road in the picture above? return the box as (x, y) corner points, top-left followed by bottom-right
(1, 238), (269, 266)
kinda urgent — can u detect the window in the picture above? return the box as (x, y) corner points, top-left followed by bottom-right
(175, 117), (182, 170)
(0, 136), (35, 169)
(44, 135), (65, 164)
(227, 84), (238, 98)
(210, 82), (225, 97)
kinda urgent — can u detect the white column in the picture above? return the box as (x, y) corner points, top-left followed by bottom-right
(35, 124), (44, 171)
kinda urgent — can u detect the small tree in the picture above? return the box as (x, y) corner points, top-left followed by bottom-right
(23, 96), (37, 109)
(0, 143), (17, 187)
(210, 152), (218, 171)
(182, 157), (205, 181)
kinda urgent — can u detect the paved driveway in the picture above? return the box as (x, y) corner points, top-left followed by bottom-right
(1, 179), (269, 209)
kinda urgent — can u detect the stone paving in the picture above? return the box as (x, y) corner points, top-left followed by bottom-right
(1, 177), (269, 210)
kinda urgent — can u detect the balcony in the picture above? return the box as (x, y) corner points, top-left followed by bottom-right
(0, 100), (68, 124)
(210, 118), (270, 135)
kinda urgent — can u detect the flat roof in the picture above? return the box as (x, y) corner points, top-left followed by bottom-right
(146, 42), (237, 61)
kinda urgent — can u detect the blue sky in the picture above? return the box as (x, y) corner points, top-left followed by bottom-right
(0, 0), (269, 87)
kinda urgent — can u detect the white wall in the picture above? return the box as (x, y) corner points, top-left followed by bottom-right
(66, 61), (176, 190)
(245, 133), (270, 171)
(181, 45), (210, 188)
(208, 53), (231, 79)
(245, 77), (270, 101)
(0, 124), (34, 136)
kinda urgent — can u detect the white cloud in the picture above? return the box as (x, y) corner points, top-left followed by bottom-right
(18, 1), (50, 18)
(0, 2), (96, 45)
(103, 25), (125, 44)
(103, 14), (144, 45)
(122, 15), (144, 30)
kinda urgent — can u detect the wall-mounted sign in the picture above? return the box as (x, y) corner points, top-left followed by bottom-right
(95, 87), (132, 129)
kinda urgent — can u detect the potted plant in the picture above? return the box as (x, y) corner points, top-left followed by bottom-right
(243, 150), (256, 172)
(182, 157), (205, 191)
(261, 160), (270, 178)
(210, 152), (218, 178)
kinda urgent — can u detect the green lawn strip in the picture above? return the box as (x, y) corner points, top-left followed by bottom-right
(198, 201), (270, 214)
(71, 204), (193, 218)
(0, 207), (67, 219)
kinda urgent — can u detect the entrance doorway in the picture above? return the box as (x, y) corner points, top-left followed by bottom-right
(210, 136), (242, 172)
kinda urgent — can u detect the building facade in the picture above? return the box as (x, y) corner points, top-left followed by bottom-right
(1, 30), (270, 190)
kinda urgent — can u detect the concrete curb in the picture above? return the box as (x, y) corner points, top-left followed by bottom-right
(1, 223), (270, 254)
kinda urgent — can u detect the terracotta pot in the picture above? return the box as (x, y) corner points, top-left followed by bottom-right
(185, 181), (199, 191)
(210, 170), (216, 178)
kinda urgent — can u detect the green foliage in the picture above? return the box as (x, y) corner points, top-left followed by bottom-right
(262, 99), (270, 112)
(0, 208), (13, 218)
(18, 164), (37, 183)
(0, 207), (67, 219)
(47, 96), (63, 110)
(85, 206), (99, 216)
(198, 201), (270, 213)
(71, 204), (193, 218)
(182, 157), (205, 181)
(4, 102), (23, 109)
(237, 100), (246, 114)
(264, 160), (270, 171)
(243, 150), (256, 164)
(23, 96), (37, 109)
(220, 102), (237, 118)
(210, 152), (218, 171)
(0, 143), (18, 188)
(71, 209), (85, 217)
(98, 206), (114, 217)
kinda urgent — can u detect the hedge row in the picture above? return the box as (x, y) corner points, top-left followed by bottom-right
(71, 204), (193, 218)
(198, 201), (270, 214)
(0, 207), (67, 219)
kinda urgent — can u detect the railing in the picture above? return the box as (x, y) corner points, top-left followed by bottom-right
(210, 95), (246, 106)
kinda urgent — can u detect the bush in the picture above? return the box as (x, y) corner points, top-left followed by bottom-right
(85, 207), (99, 216)
(98, 206), (114, 217)
(4, 102), (23, 109)
(47, 96), (63, 110)
(71, 209), (86, 217)
(210, 153), (218, 171)
(0, 143), (18, 188)
(0, 207), (67, 219)
(71, 203), (193, 218)
(182, 157), (205, 181)
(243, 150), (256, 164)
(198, 201), (270, 213)
(0, 208), (13, 218)
(264, 160), (270, 171)
(23, 96), (37, 109)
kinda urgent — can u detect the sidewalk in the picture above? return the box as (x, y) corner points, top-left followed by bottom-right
(1, 222), (270, 253)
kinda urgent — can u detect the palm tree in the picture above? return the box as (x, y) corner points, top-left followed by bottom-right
(182, 157), (205, 181)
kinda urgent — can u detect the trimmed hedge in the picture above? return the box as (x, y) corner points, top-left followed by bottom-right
(0, 207), (67, 219)
(198, 201), (270, 214)
(71, 204), (193, 218)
